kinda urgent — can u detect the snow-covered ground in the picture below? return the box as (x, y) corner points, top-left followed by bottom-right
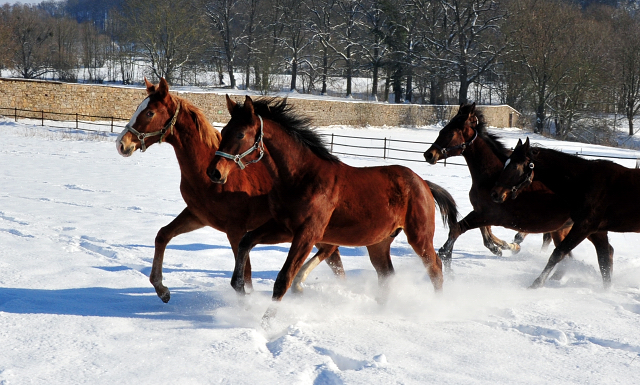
(1, 117), (640, 384)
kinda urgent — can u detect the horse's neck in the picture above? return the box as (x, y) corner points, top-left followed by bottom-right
(462, 136), (506, 184)
(170, 120), (216, 182)
(533, 150), (581, 196)
(262, 127), (318, 183)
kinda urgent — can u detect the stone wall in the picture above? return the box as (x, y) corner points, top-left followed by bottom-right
(0, 78), (520, 128)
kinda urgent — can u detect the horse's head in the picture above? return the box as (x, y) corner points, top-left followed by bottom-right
(424, 103), (479, 164)
(207, 95), (264, 184)
(491, 137), (535, 203)
(116, 77), (180, 157)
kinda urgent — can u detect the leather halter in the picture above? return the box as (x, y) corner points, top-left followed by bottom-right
(215, 115), (265, 170)
(432, 129), (478, 158)
(508, 161), (535, 199)
(125, 103), (180, 152)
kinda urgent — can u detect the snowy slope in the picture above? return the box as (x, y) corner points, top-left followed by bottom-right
(0, 119), (639, 384)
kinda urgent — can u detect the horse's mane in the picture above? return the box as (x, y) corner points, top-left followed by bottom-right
(171, 95), (221, 149)
(238, 97), (340, 163)
(461, 105), (510, 162)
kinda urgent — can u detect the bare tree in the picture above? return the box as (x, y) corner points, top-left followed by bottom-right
(119, 0), (207, 84)
(205, 0), (243, 88)
(307, 0), (339, 95)
(6, 5), (54, 79)
(611, 9), (640, 135)
(505, 0), (582, 133)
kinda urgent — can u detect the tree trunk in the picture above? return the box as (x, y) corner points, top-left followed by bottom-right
(290, 58), (297, 91)
(345, 46), (352, 97)
(458, 70), (469, 104)
(535, 90), (545, 134)
(405, 73), (413, 103)
(321, 48), (328, 95)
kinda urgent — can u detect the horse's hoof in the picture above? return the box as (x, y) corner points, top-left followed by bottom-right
(261, 305), (278, 331)
(159, 291), (171, 303)
(528, 279), (543, 289)
(291, 282), (304, 295)
(511, 244), (521, 255)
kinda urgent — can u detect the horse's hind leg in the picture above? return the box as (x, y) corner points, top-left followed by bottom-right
(530, 225), (591, 289)
(588, 231), (614, 289)
(151, 208), (204, 303)
(365, 238), (395, 303)
(292, 244), (343, 294)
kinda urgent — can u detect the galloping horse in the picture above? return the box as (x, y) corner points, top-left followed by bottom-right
(207, 95), (458, 313)
(423, 103), (586, 268)
(116, 78), (344, 302)
(491, 138), (624, 288)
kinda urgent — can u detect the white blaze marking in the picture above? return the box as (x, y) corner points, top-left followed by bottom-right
(128, 97), (150, 127)
(503, 158), (511, 169)
(116, 97), (150, 156)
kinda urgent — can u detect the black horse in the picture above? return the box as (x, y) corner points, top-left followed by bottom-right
(491, 138), (626, 289)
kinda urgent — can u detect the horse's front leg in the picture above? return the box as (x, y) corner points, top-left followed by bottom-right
(439, 211), (487, 270)
(232, 220), (292, 294)
(151, 208), (204, 303)
(484, 228), (522, 255)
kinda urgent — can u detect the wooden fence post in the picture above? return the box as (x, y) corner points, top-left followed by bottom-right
(41, 110), (44, 126)
(75, 113), (78, 129)
(330, 133), (334, 153)
(14, 107), (17, 122)
(383, 138), (387, 159)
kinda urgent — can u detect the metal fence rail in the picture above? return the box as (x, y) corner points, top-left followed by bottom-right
(2, 106), (639, 166)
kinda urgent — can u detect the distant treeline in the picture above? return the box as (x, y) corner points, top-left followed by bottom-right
(1, 0), (640, 139)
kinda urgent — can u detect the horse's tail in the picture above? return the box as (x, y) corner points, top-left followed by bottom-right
(425, 180), (458, 229)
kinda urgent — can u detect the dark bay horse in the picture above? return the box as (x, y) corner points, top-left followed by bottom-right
(423, 103), (585, 268)
(116, 78), (344, 302)
(207, 95), (458, 312)
(491, 138), (625, 288)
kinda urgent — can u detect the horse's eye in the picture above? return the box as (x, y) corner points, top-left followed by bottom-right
(236, 132), (245, 140)
(146, 111), (154, 118)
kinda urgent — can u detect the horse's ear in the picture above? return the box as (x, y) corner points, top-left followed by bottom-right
(226, 94), (236, 114)
(516, 138), (523, 147)
(244, 95), (255, 116)
(156, 78), (170, 98)
(144, 77), (155, 95)
(523, 137), (531, 152)
(470, 102), (476, 114)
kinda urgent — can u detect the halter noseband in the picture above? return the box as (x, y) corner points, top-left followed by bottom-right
(433, 129), (478, 158)
(125, 103), (180, 152)
(509, 161), (535, 199)
(215, 115), (265, 170)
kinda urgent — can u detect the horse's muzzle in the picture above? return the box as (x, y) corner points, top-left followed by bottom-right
(490, 188), (509, 204)
(208, 168), (227, 184)
(424, 148), (439, 165)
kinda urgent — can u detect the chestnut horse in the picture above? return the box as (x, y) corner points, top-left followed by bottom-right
(116, 78), (344, 302)
(207, 95), (458, 315)
(492, 138), (621, 289)
(423, 103), (589, 270)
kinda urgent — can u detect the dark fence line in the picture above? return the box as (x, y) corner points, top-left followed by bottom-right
(2, 106), (638, 166)
(321, 132), (640, 166)
(0, 106), (127, 133)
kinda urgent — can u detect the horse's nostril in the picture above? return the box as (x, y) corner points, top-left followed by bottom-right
(424, 151), (433, 161)
(209, 169), (222, 182)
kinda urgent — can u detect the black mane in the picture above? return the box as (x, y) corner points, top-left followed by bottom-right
(239, 97), (340, 163)
(467, 106), (511, 162)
